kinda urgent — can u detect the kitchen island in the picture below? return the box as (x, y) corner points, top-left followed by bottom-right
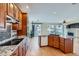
(39, 34), (73, 54)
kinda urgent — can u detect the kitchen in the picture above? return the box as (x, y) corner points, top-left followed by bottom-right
(0, 3), (79, 56)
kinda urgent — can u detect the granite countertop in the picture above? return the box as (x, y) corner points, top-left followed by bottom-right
(0, 45), (16, 56)
(0, 37), (28, 56)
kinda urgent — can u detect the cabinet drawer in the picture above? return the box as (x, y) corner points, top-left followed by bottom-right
(60, 37), (64, 43)
(53, 42), (59, 48)
(60, 42), (64, 47)
(60, 45), (64, 52)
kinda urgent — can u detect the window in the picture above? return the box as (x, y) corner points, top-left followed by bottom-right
(55, 25), (64, 35)
(48, 24), (64, 36)
(48, 25), (55, 34)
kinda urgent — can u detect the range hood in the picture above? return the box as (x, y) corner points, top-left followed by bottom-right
(6, 15), (19, 24)
(63, 19), (79, 26)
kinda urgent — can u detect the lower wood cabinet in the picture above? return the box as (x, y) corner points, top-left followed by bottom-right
(12, 23), (18, 30)
(53, 35), (60, 48)
(48, 35), (59, 48)
(22, 44), (26, 56)
(60, 37), (73, 53)
(11, 39), (27, 56)
(48, 34), (73, 54)
(11, 47), (19, 56)
(18, 43), (23, 56)
(48, 35), (54, 47)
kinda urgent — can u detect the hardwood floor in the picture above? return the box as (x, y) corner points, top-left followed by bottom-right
(26, 37), (76, 56)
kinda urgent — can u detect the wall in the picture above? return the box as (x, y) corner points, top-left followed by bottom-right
(41, 23), (48, 35)
(41, 23), (63, 35)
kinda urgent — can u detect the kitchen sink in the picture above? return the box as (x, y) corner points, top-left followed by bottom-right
(0, 38), (23, 46)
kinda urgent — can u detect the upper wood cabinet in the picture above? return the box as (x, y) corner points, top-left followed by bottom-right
(18, 10), (22, 30)
(7, 3), (14, 17)
(17, 13), (27, 36)
(14, 4), (19, 20)
(0, 3), (7, 28)
(12, 23), (18, 30)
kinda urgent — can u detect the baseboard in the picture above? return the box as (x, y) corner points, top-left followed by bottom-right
(40, 45), (48, 47)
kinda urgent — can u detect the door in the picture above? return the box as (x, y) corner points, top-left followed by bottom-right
(34, 24), (41, 37)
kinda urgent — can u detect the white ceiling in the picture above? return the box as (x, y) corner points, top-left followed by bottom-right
(16, 3), (79, 23)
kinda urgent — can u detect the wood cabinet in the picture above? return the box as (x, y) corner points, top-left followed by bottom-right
(11, 47), (19, 56)
(11, 4), (19, 30)
(60, 37), (64, 52)
(7, 3), (14, 17)
(22, 39), (27, 56)
(18, 10), (22, 30)
(18, 42), (26, 56)
(22, 43), (26, 56)
(48, 35), (54, 47)
(18, 42), (23, 56)
(17, 13), (27, 36)
(0, 3), (7, 28)
(12, 23), (18, 30)
(60, 37), (73, 53)
(14, 4), (19, 20)
(53, 35), (60, 48)
(11, 39), (27, 56)
(48, 35), (59, 48)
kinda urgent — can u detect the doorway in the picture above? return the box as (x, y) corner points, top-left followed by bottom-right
(32, 23), (41, 37)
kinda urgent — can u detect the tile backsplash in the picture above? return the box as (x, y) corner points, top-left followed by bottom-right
(0, 25), (11, 41)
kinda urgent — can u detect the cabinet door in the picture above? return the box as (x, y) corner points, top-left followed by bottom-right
(22, 44), (26, 56)
(65, 39), (73, 53)
(11, 47), (19, 56)
(60, 37), (65, 52)
(18, 10), (22, 30)
(48, 35), (54, 47)
(14, 4), (19, 20)
(7, 3), (14, 17)
(12, 23), (18, 30)
(53, 35), (59, 48)
(22, 39), (27, 55)
(0, 3), (7, 28)
(18, 43), (23, 56)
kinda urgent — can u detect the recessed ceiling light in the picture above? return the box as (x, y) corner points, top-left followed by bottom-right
(26, 5), (29, 9)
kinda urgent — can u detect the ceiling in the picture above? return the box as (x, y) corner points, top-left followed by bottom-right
(16, 3), (79, 23)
